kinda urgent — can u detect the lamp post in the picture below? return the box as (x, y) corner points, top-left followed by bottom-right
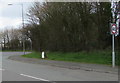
(8, 3), (25, 55)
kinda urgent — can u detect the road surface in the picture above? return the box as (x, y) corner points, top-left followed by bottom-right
(0, 52), (118, 82)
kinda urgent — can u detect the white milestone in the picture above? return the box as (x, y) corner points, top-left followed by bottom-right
(42, 52), (45, 59)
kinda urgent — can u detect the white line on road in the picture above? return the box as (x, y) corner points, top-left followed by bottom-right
(0, 69), (4, 71)
(20, 74), (49, 81)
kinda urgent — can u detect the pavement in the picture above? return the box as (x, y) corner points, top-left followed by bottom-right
(8, 54), (118, 74)
(0, 52), (119, 82)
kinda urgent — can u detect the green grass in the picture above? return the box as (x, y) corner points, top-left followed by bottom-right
(22, 51), (119, 65)
(22, 52), (41, 59)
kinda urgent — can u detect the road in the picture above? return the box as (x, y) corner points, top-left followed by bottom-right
(0, 52), (118, 82)
(0, 51), (2, 82)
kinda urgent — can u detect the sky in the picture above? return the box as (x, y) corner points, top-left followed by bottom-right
(0, 0), (119, 31)
(0, 1), (34, 31)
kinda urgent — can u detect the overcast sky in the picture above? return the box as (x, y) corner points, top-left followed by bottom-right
(0, 0), (118, 31)
(0, 1), (33, 31)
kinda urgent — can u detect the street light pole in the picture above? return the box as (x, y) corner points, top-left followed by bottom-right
(8, 3), (25, 55)
(21, 3), (25, 55)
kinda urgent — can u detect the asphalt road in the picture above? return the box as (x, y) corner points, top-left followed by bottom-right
(0, 52), (118, 82)
(0, 51), (2, 82)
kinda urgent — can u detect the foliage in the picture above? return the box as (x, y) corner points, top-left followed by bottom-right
(23, 2), (114, 52)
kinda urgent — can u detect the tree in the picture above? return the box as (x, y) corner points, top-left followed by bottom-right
(24, 2), (112, 52)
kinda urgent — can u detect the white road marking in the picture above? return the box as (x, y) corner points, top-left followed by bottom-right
(0, 69), (4, 71)
(20, 74), (49, 81)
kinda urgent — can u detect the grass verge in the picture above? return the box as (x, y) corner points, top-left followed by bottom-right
(22, 51), (119, 65)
